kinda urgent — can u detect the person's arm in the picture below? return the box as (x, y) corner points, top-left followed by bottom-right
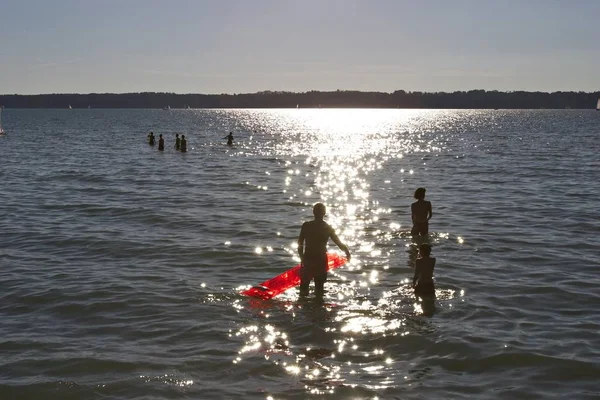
(413, 260), (421, 287)
(427, 202), (432, 221)
(331, 232), (351, 261)
(411, 203), (416, 224)
(297, 224), (306, 263)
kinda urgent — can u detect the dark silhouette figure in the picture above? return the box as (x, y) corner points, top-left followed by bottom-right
(224, 132), (234, 146)
(297, 203), (351, 298)
(175, 133), (181, 150)
(413, 243), (436, 298)
(148, 131), (155, 146)
(180, 134), (187, 152)
(411, 187), (432, 236)
(158, 134), (164, 151)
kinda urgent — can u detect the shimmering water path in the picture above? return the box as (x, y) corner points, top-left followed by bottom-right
(1, 109), (599, 399)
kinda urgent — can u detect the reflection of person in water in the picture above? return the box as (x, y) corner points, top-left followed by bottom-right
(297, 203), (351, 298)
(411, 187), (432, 236)
(224, 132), (234, 146)
(413, 243), (436, 298)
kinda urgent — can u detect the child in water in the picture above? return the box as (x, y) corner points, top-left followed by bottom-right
(148, 131), (155, 146)
(180, 135), (187, 152)
(412, 243), (436, 297)
(297, 203), (351, 298)
(411, 187), (432, 236)
(158, 134), (164, 151)
(175, 133), (181, 150)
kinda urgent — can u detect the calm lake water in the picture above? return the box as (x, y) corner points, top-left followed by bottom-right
(0, 109), (599, 399)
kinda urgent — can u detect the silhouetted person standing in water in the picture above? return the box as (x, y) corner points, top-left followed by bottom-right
(224, 132), (234, 146)
(148, 132), (155, 146)
(180, 135), (187, 152)
(158, 134), (164, 151)
(413, 243), (436, 298)
(411, 187), (432, 236)
(175, 133), (181, 150)
(297, 203), (351, 298)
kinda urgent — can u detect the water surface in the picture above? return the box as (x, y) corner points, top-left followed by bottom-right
(1, 109), (599, 399)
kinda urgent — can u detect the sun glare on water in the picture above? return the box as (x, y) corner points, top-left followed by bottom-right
(230, 108), (461, 395)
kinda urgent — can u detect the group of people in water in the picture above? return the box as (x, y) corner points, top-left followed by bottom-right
(147, 132), (187, 152)
(146, 127), (435, 300)
(146, 131), (235, 150)
(298, 187), (435, 299)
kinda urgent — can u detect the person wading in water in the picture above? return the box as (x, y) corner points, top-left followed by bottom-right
(297, 203), (351, 298)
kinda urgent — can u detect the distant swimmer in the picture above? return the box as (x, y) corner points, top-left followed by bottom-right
(224, 132), (234, 146)
(180, 134), (187, 152)
(148, 131), (155, 146)
(297, 203), (351, 298)
(175, 133), (181, 151)
(158, 134), (164, 151)
(412, 243), (436, 298)
(411, 187), (432, 236)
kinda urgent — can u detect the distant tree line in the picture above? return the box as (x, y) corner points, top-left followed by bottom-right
(0, 90), (599, 109)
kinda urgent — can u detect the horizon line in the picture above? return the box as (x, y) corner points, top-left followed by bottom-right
(2, 89), (600, 96)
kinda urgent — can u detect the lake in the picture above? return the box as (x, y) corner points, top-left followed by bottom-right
(0, 108), (598, 399)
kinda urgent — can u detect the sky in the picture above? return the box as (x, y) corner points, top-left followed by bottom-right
(1, 0), (599, 94)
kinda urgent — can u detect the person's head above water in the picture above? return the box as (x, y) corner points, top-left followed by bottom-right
(313, 203), (326, 219)
(182, 134), (185, 139)
(419, 243), (432, 257)
(159, 134), (162, 138)
(414, 187), (426, 200)
(176, 133), (179, 137)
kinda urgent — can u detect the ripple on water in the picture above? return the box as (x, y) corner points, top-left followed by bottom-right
(1, 109), (599, 399)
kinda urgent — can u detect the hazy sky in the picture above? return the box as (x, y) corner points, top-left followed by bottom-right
(1, 0), (599, 94)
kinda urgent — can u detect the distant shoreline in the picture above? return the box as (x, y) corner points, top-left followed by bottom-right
(1, 90), (599, 109)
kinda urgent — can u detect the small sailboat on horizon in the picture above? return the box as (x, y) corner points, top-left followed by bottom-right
(596, 98), (600, 111)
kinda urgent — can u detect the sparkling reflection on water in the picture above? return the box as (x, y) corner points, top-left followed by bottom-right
(228, 109), (465, 396)
(2, 108), (598, 399)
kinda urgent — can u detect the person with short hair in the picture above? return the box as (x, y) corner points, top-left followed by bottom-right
(297, 203), (351, 298)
